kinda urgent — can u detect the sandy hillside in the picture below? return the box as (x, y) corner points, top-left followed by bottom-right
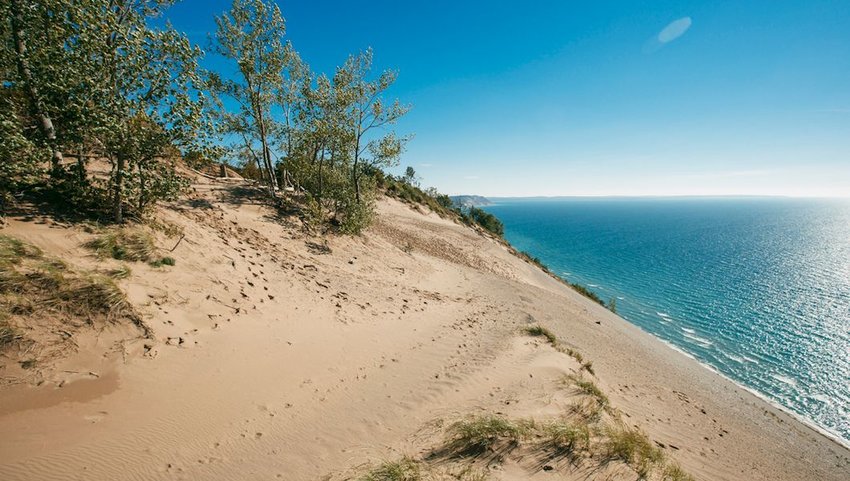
(0, 179), (848, 481)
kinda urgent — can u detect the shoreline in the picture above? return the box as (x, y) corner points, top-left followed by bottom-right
(0, 190), (848, 480)
(655, 334), (850, 451)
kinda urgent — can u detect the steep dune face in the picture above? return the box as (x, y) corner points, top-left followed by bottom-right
(0, 180), (847, 481)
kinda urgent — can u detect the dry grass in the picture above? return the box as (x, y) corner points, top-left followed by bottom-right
(446, 414), (533, 453)
(360, 458), (421, 481)
(602, 424), (665, 478)
(0, 319), (23, 349)
(85, 228), (156, 262)
(106, 264), (132, 279)
(0, 234), (148, 359)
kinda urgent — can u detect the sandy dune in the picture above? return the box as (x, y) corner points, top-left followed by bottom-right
(1, 180), (848, 480)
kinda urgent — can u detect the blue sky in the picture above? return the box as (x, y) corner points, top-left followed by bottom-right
(162, 0), (850, 197)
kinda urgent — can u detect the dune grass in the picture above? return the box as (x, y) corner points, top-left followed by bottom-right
(85, 228), (156, 262)
(360, 457), (421, 481)
(602, 424), (665, 478)
(149, 256), (176, 267)
(662, 462), (696, 481)
(566, 374), (609, 408)
(2, 235), (137, 325)
(523, 325), (558, 346)
(542, 419), (591, 455)
(0, 320), (23, 349)
(446, 414), (533, 453)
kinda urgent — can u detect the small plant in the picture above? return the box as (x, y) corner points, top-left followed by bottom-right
(106, 265), (132, 279)
(662, 462), (695, 481)
(581, 360), (595, 376)
(85, 229), (156, 262)
(446, 414), (533, 453)
(360, 457), (421, 481)
(603, 424), (665, 478)
(608, 297), (617, 314)
(150, 256), (176, 267)
(543, 419), (591, 455)
(568, 398), (606, 423)
(566, 374), (609, 408)
(524, 325), (558, 347)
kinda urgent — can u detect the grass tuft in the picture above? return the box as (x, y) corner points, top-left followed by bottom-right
(566, 374), (609, 408)
(662, 462), (695, 481)
(603, 424), (665, 478)
(150, 256), (176, 267)
(543, 419), (591, 456)
(106, 264), (132, 279)
(360, 457), (421, 481)
(446, 414), (533, 453)
(523, 325), (558, 347)
(85, 229), (156, 262)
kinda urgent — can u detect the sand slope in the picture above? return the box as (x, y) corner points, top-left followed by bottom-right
(0, 180), (848, 480)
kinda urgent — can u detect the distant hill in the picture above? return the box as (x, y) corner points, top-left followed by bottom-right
(450, 195), (493, 209)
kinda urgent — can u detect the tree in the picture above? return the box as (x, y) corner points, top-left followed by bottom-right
(79, 1), (209, 222)
(5, 0), (64, 172)
(211, 0), (302, 198)
(335, 49), (411, 204)
(403, 166), (419, 186)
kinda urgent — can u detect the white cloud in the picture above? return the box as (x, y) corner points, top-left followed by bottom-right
(657, 17), (692, 44)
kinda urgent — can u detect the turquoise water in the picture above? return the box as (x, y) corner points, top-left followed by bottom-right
(485, 197), (850, 444)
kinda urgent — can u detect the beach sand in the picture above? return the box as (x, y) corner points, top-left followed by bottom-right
(0, 179), (848, 480)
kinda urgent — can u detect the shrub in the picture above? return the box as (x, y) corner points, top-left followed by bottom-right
(467, 207), (503, 237)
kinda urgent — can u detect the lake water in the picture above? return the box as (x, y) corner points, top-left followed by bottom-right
(485, 197), (850, 444)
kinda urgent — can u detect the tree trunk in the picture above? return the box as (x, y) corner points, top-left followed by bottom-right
(256, 108), (277, 199)
(9, 0), (63, 172)
(113, 152), (124, 224)
(76, 148), (86, 184)
(353, 133), (362, 204)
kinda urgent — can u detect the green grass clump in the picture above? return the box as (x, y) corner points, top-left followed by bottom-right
(524, 325), (558, 346)
(150, 256), (176, 267)
(447, 414), (533, 453)
(566, 374), (609, 408)
(662, 462), (695, 481)
(360, 457), (421, 481)
(85, 229), (155, 262)
(569, 282), (606, 306)
(603, 425), (664, 478)
(543, 419), (591, 455)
